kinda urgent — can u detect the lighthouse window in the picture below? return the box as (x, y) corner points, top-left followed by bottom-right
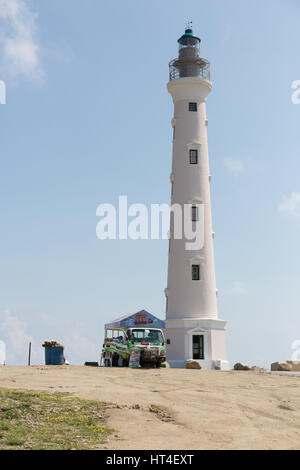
(192, 265), (200, 281)
(193, 335), (204, 360)
(189, 149), (198, 164)
(192, 206), (198, 222)
(189, 102), (198, 112)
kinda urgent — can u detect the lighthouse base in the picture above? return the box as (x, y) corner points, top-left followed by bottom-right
(165, 318), (230, 371)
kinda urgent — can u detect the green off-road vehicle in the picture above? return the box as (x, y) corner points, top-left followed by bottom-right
(101, 310), (166, 369)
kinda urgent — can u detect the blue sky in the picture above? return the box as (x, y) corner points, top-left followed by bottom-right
(0, 0), (299, 367)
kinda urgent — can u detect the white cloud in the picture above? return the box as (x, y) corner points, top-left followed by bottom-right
(0, 311), (100, 366)
(278, 192), (300, 219)
(0, 0), (42, 81)
(223, 157), (245, 174)
(0, 310), (34, 365)
(62, 326), (100, 365)
(222, 281), (247, 296)
(39, 312), (60, 327)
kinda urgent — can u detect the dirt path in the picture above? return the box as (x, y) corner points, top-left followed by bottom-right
(1, 366), (300, 450)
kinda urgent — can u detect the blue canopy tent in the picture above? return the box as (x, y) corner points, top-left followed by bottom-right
(105, 310), (165, 330)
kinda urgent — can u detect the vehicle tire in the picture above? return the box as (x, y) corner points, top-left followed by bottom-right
(121, 357), (129, 368)
(112, 353), (119, 367)
(104, 359), (111, 367)
(156, 360), (162, 369)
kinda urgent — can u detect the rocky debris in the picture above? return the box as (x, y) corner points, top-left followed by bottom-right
(234, 364), (264, 372)
(149, 405), (174, 422)
(186, 361), (202, 370)
(131, 404), (140, 410)
(286, 361), (300, 372)
(271, 362), (293, 372)
(278, 401), (294, 411)
(234, 363), (251, 371)
(105, 402), (173, 422)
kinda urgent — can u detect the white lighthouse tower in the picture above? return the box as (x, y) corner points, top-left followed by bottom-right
(165, 27), (230, 370)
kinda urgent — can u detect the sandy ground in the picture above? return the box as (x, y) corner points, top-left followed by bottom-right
(1, 366), (300, 450)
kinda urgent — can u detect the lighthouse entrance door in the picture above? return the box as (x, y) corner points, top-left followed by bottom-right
(193, 335), (204, 360)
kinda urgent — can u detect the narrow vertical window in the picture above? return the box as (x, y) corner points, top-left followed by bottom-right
(192, 265), (200, 281)
(189, 149), (198, 165)
(189, 102), (197, 112)
(191, 206), (198, 222)
(193, 335), (204, 360)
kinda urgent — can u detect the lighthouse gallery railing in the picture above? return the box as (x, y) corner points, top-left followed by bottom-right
(169, 58), (211, 82)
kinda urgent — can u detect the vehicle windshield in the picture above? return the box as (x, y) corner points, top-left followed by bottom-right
(131, 329), (164, 344)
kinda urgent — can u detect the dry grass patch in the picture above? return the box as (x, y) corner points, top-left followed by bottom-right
(0, 388), (115, 450)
